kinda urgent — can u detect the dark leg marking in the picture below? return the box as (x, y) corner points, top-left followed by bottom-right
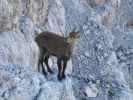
(38, 48), (47, 75)
(57, 58), (62, 80)
(62, 59), (68, 79)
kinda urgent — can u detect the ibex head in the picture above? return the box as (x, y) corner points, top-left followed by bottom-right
(69, 28), (80, 39)
(67, 28), (80, 44)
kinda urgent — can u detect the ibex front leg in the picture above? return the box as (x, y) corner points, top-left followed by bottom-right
(57, 58), (63, 80)
(61, 58), (68, 79)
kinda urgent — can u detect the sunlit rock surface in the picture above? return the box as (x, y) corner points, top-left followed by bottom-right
(0, 0), (133, 100)
(0, 64), (75, 100)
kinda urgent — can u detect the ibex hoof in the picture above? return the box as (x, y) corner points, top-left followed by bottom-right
(57, 77), (62, 81)
(43, 72), (47, 76)
(57, 75), (62, 81)
(48, 70), (54, 74)
(62, 74), (66, 79)
(57, 75), (66, 81)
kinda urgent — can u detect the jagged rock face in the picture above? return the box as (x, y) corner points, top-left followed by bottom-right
(0, 0), (48, 32)
(0, 0), (133, 100)
(0, 65), (75, 100)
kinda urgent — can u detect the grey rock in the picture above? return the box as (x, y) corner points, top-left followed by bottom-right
(0, 0), (133, 100)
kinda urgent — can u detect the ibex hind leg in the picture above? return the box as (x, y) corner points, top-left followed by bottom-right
(44, 55), (53, 74)
(38, 47), (47, 76)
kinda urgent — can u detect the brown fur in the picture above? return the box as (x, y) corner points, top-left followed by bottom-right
(35, 31), (79, 80)
(126, 20), (133, 28)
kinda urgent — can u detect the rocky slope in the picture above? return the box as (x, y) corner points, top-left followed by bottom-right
(0, 0), (133, 100)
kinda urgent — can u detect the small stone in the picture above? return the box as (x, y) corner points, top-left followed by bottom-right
(85, 85), (99, 97)
(84, 52), (90, 57)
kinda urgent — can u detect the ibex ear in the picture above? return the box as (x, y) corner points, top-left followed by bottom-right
(72, 27), (80, 32)
(72, 27), (76, 32)
(76, 31), (80, 38)
(76, 31), (80, 33)
(75, 27), (80, 33)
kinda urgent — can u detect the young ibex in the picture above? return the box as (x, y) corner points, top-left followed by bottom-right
(35, 30), (80, 80)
